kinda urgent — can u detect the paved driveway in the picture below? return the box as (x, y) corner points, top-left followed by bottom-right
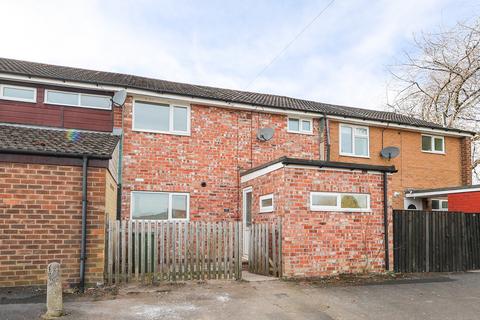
(2, 272), (480, 320)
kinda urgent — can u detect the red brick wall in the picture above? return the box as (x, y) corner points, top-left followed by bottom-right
(115, 97), (470, 216)
(448, 191), (480, 213)
(118, 97), (320, 221)
(0, 162), (107, 287)
(460, 137), (472, 185)
(328, 120), (467, 209)
(241, 168), (286, 224)
(242, 166), (393, 277)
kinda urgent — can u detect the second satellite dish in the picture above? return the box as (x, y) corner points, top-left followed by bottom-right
(112, 89), (127, 107)
(256, 127), (274, 141)
(380, 146), (400, 160)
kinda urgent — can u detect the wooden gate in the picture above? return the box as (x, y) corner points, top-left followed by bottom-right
(248, 219), (282, 277)
(393, 210), (480, 272)
(105, 220), (243, 284)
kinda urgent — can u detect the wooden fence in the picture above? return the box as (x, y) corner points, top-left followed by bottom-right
(248, 219), (282, 277)
(105, 220), (243, 284)
(393, 210), (480, 273)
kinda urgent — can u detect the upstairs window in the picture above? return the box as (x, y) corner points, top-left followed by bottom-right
(310, 192), (370, 212)
(288, 117), (312, 134)
(422, 135), (444, 153)
(133, 101), (190, 135)
(131, 191), (189, 220)
(45, 90), (111, 110)
(340, 124), (369, 157)
(0, 84), (36, 103)
(431, 199), (448, 211)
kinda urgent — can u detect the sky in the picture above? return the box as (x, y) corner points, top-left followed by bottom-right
(0, 0), (478, 111)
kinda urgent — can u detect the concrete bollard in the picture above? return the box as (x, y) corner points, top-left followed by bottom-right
(43, 262), (64, 319)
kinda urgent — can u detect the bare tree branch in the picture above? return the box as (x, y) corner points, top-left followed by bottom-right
(388, 19), (480, 181)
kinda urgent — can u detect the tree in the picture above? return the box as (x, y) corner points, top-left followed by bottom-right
(388, 18), (480, 180)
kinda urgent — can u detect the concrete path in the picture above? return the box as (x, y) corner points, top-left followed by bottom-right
(1, 272), (480, 319)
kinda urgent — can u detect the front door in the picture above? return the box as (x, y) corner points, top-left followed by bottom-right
(242, 187), (252, 259)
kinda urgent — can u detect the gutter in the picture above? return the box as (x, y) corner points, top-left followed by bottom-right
(279, 157), (397, 173)
(240, 156), (397, 182)
(405, 185), (480, 198)
(0, 148), (112, 160)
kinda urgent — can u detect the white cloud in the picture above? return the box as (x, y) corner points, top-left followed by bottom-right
(0, 0), (477, 111)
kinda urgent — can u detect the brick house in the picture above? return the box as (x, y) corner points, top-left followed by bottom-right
(0, 58), (475, 284)
(0, 124), (119, 287)
(240, 157), (396, 277)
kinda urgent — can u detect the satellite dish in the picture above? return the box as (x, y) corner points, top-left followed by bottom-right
(380, 146), (400, 160)
(256, 127), (274, 142)
(112, 89), (127, 107)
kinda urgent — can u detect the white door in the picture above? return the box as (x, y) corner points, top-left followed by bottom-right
(242, 187), (252, 259)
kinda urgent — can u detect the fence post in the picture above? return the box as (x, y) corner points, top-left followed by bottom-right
(107, 219), (113, 284)
(425, 213), (430, 272)
(278, 217), (282, 278)
(153, 222), (158, 282)
(127, 220), (132, 282)
(121, 220), (126, 283)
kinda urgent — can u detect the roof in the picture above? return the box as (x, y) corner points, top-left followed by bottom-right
(0, 124), (119, 159)
(241, 156), (397, 176)
(406, 184), (480, 197)
(0, 57), (473, 135)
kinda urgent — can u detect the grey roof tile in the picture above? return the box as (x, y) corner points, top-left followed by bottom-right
(0, 124), (119, 159)
(0, 57), (472, 134)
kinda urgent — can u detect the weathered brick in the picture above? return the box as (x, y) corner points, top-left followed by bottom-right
(0, 163), (107, 287)
(242, 166), (393, 277)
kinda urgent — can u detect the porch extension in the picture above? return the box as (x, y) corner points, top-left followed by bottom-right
(240, 156), (396, 278)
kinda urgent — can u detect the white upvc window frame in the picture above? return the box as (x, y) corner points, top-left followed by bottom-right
(339, 123), (370, 158)
(130, 191), (190, 221)
(44, 89), (112, 110)
(287, 117), (313, 135)
(310, 192), (371, 212)
(132, 100), (191, 136)
(259, 193), (274, 213)
(421, 134), (445, 154)
(0, 84), (37, 103)
(431, 199), (448, 211)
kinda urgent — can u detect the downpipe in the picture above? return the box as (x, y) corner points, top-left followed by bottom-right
(79, 156), (89, 292)
(383, 171), (389, 271)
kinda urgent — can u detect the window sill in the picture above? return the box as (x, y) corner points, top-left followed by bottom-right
(287, 130), (314, 135)
(132, 128), (191, 136)
(44, 102), (111, 111)
(259, 209), (274, 213)
(421, 150), (445, 155)
(310, 208), (372, 213)
(131, 218), (189, 221)
(339, 153), (370, 159)
(0, 97), (36, 103)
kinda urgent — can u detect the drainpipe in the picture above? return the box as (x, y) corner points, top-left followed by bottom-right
(79, 155), (89, 292)
(383, 171), (389, 271)
(323, 113), (331, 161)
(115, 134), (123, 220)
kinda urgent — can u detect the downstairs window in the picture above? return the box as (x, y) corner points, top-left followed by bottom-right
(131, 191), (189, 220)
(310, 192), (370, 212)
(259, 194), (274, 213)
(431, 199), (448, 211)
